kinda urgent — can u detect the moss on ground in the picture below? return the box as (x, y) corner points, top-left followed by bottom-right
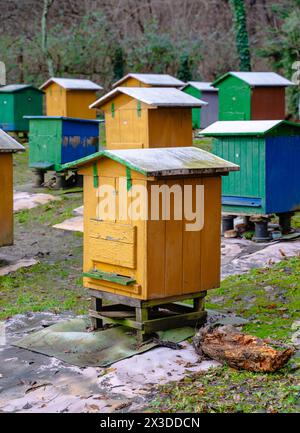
(193, 137), (212, 153)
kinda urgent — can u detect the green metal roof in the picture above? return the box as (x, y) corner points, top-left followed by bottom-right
(60, 147), (238, 177)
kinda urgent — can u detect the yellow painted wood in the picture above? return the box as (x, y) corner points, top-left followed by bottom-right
(45, 82), (66, 116)
(81, 156), (222, 300)
(118, 77), (151, 87)
(0, 153), (14, 246)
(45, 82), (98, 119)
(148, 108), (192, 147)
(100, 93), (192, 149)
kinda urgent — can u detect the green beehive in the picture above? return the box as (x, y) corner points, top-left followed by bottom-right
(212, 72), (294, 121)
(0, 84), (43, 132)
(202, 120), (300, 216)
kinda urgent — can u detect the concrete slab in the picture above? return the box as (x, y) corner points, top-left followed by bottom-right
(53, 216), (83, 233)
(0, 258), (38, 276)
(14, 191), (59, 212)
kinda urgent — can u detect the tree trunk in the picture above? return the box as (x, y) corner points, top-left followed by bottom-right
(193, 325), (294, 372)
(229, 0), (251, 71)
(42, 0), (55, 76)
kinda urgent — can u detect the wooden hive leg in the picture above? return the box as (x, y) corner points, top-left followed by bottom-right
(135, 305), (149, 344)
(193, 291), (206, 312)
(90, 296), (103, 330)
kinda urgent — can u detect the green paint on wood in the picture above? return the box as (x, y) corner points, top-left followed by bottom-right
(182, 85), (202, 129)
(137, 100), (142, 118)
(217, 75), (251, 121)
(29, 118), (62, 171)
(111, 102), (115, 118)
(84, 270), (136, 286)
(0, 88), (43, 132)
(212, 136), (266, 214)
(93, 163), (99, 188)
(126, 167), (132, 191)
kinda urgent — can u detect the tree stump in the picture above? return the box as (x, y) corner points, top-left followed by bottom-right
(193, 325), (295, 373)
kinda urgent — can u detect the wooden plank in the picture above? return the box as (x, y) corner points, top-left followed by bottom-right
(182, 178), (202, 294)
(164, 178), (183, 296)
(88, 289), (141, 307)
(147, 180), (166, 298)
(0, 153), (13, 246)
(83, 270), (136, 286)
(90, 297), (103, 329)
(89, 220), (136, 244)
(200, 176), (221, 291)
(144, 311), (207, 334)
(143, 290), (206, 307)
(89, 309), (143, 330)
(89, 236), (136, 269)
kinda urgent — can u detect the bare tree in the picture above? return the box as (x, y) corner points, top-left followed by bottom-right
(42, 0), (55, 76)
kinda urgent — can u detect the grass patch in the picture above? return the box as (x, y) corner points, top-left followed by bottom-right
(150, 257), (300, 413)
(150, 365), (300, 413)
(0, 260), (87, 320)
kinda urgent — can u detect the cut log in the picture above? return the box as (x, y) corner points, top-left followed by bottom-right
(193, 325), (295, 373)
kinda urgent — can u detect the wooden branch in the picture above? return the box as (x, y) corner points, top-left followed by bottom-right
(193, 325), (295, 373)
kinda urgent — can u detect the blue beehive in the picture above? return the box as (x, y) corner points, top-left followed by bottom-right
(26, 116), (101, 186)
(202, 120), (300, 215)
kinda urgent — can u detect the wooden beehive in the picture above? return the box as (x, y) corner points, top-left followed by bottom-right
(0, 130), (25, 246)
(0, 84), (43, 132)
(62, 147), (238, 301)
(202, 120), (300, 216)
(112, 73), (185, 89)
(90, 87), (207, 149)
(40, 78), (102, 119)
(181, 82), (219, 129)
(213, 72), (294, 121)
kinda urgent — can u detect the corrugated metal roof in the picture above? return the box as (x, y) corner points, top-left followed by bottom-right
(0, 129), (25, 152)
(40, 78), (102, 91)
(182, 82), (218, 92)
(90, 87), (207, 109)
(112, 73), (185, 88)
(61, 146), (238, 176)
(0, 84), (42, 93)
(213, 72), (294, 87)
(201, 120), (300, 136)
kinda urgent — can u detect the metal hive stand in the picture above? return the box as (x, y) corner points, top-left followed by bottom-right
(89, 289), (207, 344)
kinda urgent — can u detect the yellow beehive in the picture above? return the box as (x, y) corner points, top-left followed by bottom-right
(0, 130), (25, 246)
(62, 147), (238, 301)
(40, 78), (102, 119)
(112, 73), (185, 88)
(90, 87), (207, 149)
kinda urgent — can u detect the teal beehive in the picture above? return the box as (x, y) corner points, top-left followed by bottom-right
(0, 84), (43, 132)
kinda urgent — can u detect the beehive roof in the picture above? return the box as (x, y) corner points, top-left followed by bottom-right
(112, 73), (185, 88)
(213, 72), (294, 87)
(90, 87), (207, 109)
(181, 82), (218, 92)
(61, 146), (238, 176)
(40, 77), (102, 91)
(0, 129), (25, 152)
(202, 120), (300, 136)
(0, 84), (43, 93)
